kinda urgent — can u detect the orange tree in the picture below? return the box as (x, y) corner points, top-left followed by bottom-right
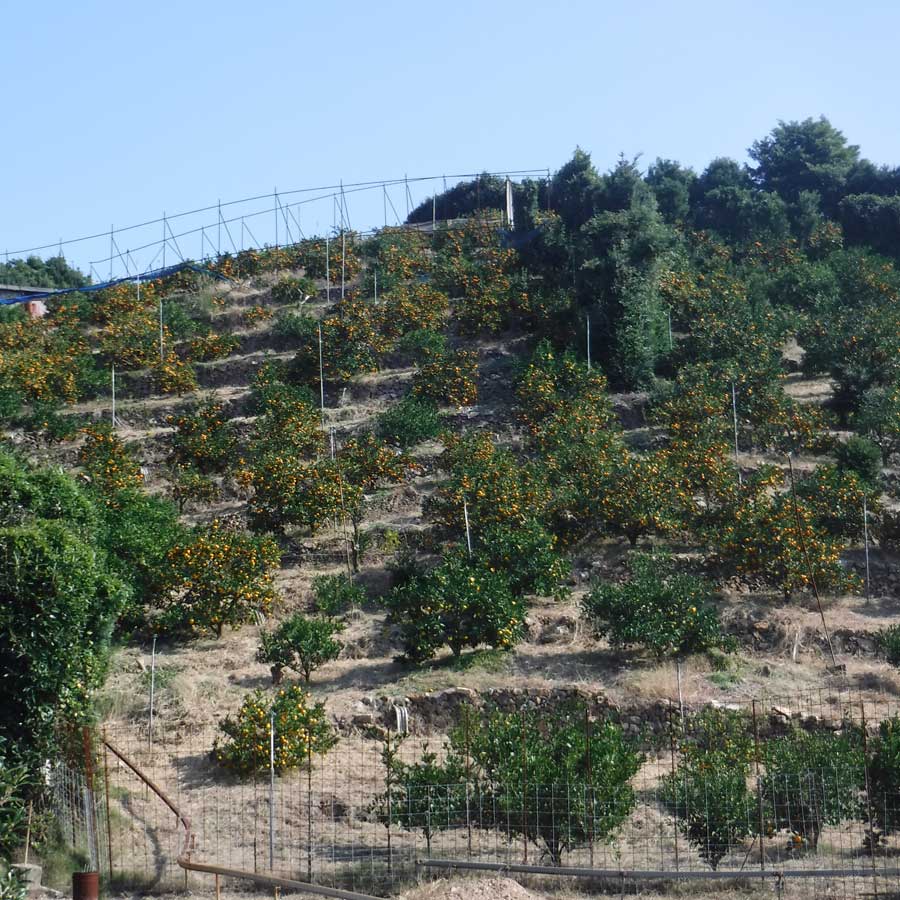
(364, 227), (432, 293)
(213, 686), (337, 776)
(188, 331), (239, 362)
(150, 352), (197, 396)
(412, 349), (478, 407)
(426, 431), (551, 536)
(379, 283), (449, 341)
(160, 520), (280, 636)
(797, 464), (881, 541)
(384, 550), (525, 662)
(167, 397), (234, 473)
(715, 479), (855, 597)
(77, 425), (144, 501)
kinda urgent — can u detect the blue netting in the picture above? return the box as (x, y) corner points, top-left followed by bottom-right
(0, 262), (231, 306)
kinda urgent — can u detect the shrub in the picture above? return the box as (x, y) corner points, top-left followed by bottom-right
(271, 275), (318, 304)
(395, 328), (447, 363)
(759, 727), (865, 850)
(214, 686), (337, 776)
(412, 349), (478, 407)
(379, 284), (449, 341)
(0, 742), (33, 857)
(836, 435), (882, 487)
(384, 553), (525, 663)
(244, 305), (273, 327)
(273, 309), (318, 343)
(452, 704), (642, 866)
(161, 521), (280, 637)
(582, 553), (727, 658)
(868, 717), (900, 840)
(797, 464), (879, 540)
(257, 614), (344, 683)
(476, 518), (569, 599)
(168, 398), (234, 473)
(188, 332), (239, 362)
(312, 574), (367, 617)
(662, 708), (756, 870)
(376, 396), (441, 448)
(77, 425), (144, 500)
(876, 625), (900, 667)
(150, 353), (197, 395)
(170, 465), (219, 513)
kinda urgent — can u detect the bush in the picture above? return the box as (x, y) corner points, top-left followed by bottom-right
(876, 625), (900, 667)
(170, 465), (219, 512)
(453, 704), (642, 865)
(273, 309), (318, 343)
(476, 518), (569, 599)
(836, 435), (882, 487)
(257, 614), (344, 683)
(395, 328), (447, 363)
(662, 709), (755, 870)
(272, 275), (318, 304)
(188, 332), (239, 362)
(376, 396), (441, 448)
(868, 717), (900, 840)
(412, 349), (478, 407)
(168, 398), (234, 473)
(0, 741), (32, 857)
(312, 574), (367, 617)
(77, 425), (144, 501)
(759, 727), (865, 850)
(583, 554), (727, 658)
(150, 353), (197, 395)
(161, 521), (280, 637)
(384, 553), (525, 663)
(214, 686), (337, 777)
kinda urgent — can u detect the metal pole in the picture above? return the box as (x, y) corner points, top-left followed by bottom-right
(109, 225), (114, 281)
(111, 364), (117, 428)
(340, 231), (345, 299)
(325, 235), (330, 302)
(269, 710), (275, 872)
(432, 194), (436, 231)
(318, 323), (326, 427)
(731, 382), (742, 485)
(864, 495), (871, 602)
(463, 499), (472, 558)
(217, 200), (222, 255)
(752, 701), (765, 871)
(520, 710), (528, 864)
(374, 268), (377, 303)
(668, 310), (673, 350)
(148, 636), (157, 754)
(586, 316), (591, 370)
(675, 658), (684, 727)
(274, 189), (279, 250)
(162, 214), (167, 269)
(158, 290), (165, 362)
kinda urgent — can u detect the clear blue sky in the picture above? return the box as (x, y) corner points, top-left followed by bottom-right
(3, 0), (899, 275)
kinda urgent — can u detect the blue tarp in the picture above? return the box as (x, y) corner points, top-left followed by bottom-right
(0, 262), (232, 306)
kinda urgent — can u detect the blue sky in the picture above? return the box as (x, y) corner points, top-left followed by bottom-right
(3, 0), (898, 275)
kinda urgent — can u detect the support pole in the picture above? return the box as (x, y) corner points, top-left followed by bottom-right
(102, 730), (114, 879)
(463, 499), (472, 559)
(731, 382), (742, 484)
(269, 711), (275, 872)
(340, 231), (345, 300)
(148, 635), (157, 754)
(325, 236), (330, 303)
(318, 323), (326, 428)
(111, 364), (117, 428)
(864, 495), (872, 602)
(586, 316), (591, 370)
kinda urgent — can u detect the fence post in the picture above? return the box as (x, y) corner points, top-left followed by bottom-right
(307, 726), (313, 882)
(667, 707), (679, 871)
(860, 701), (880, 896)
(752, 700), (765, 871)
(385, 729), (393, 881)
(102, 730), (114, 879)
(584, 708), (594, 867)
(269, 710), (275, 872)
(520, 709), (528, 864)
(81, 727), (99, 871)
(464, 709), (472, 858)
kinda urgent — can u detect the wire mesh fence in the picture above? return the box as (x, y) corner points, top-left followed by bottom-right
(48, 687), (900, 897)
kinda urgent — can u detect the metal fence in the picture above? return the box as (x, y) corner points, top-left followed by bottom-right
(48, 687), (900, 898)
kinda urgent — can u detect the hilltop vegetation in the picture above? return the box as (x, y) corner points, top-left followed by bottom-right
(6, 116), (900, 872)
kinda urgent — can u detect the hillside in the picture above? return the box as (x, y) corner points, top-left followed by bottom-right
(6, 118), (900, 897)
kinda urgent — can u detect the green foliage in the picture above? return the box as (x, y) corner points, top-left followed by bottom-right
(662, 709), (755, 870)
(475, 518), (569, 599)
(311, 574), (367, 617)
(835, 435), (882, 487)
(411, 349), (478, 407)
(168, 397), (234, 474)
(375, 395), (441, 448)
(855, 384), (900, 463)
(452, 704), (642, 865)
(160, 521), (280, 637)
(797, 465), (879, 540)
(170, 465), (219, 512)
(876, 625), (900, 668)
(214, 686), (337, 777)
(271, 275), (318, 304)
(394, 328), (447, 363)
(759, 727), (865, 849)
(257, 614), (343, 683)
(0, 520), (127, 770)
(0, 255), (88, 289)
(868, 717), (900, 838)
(384, 553), (525, 663)
(582, 553), (727, 658)
(0, 742), (32, 858)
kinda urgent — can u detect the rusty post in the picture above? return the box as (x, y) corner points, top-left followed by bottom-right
(102, 731), (114, 879)
(752, 701), (765, 871)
